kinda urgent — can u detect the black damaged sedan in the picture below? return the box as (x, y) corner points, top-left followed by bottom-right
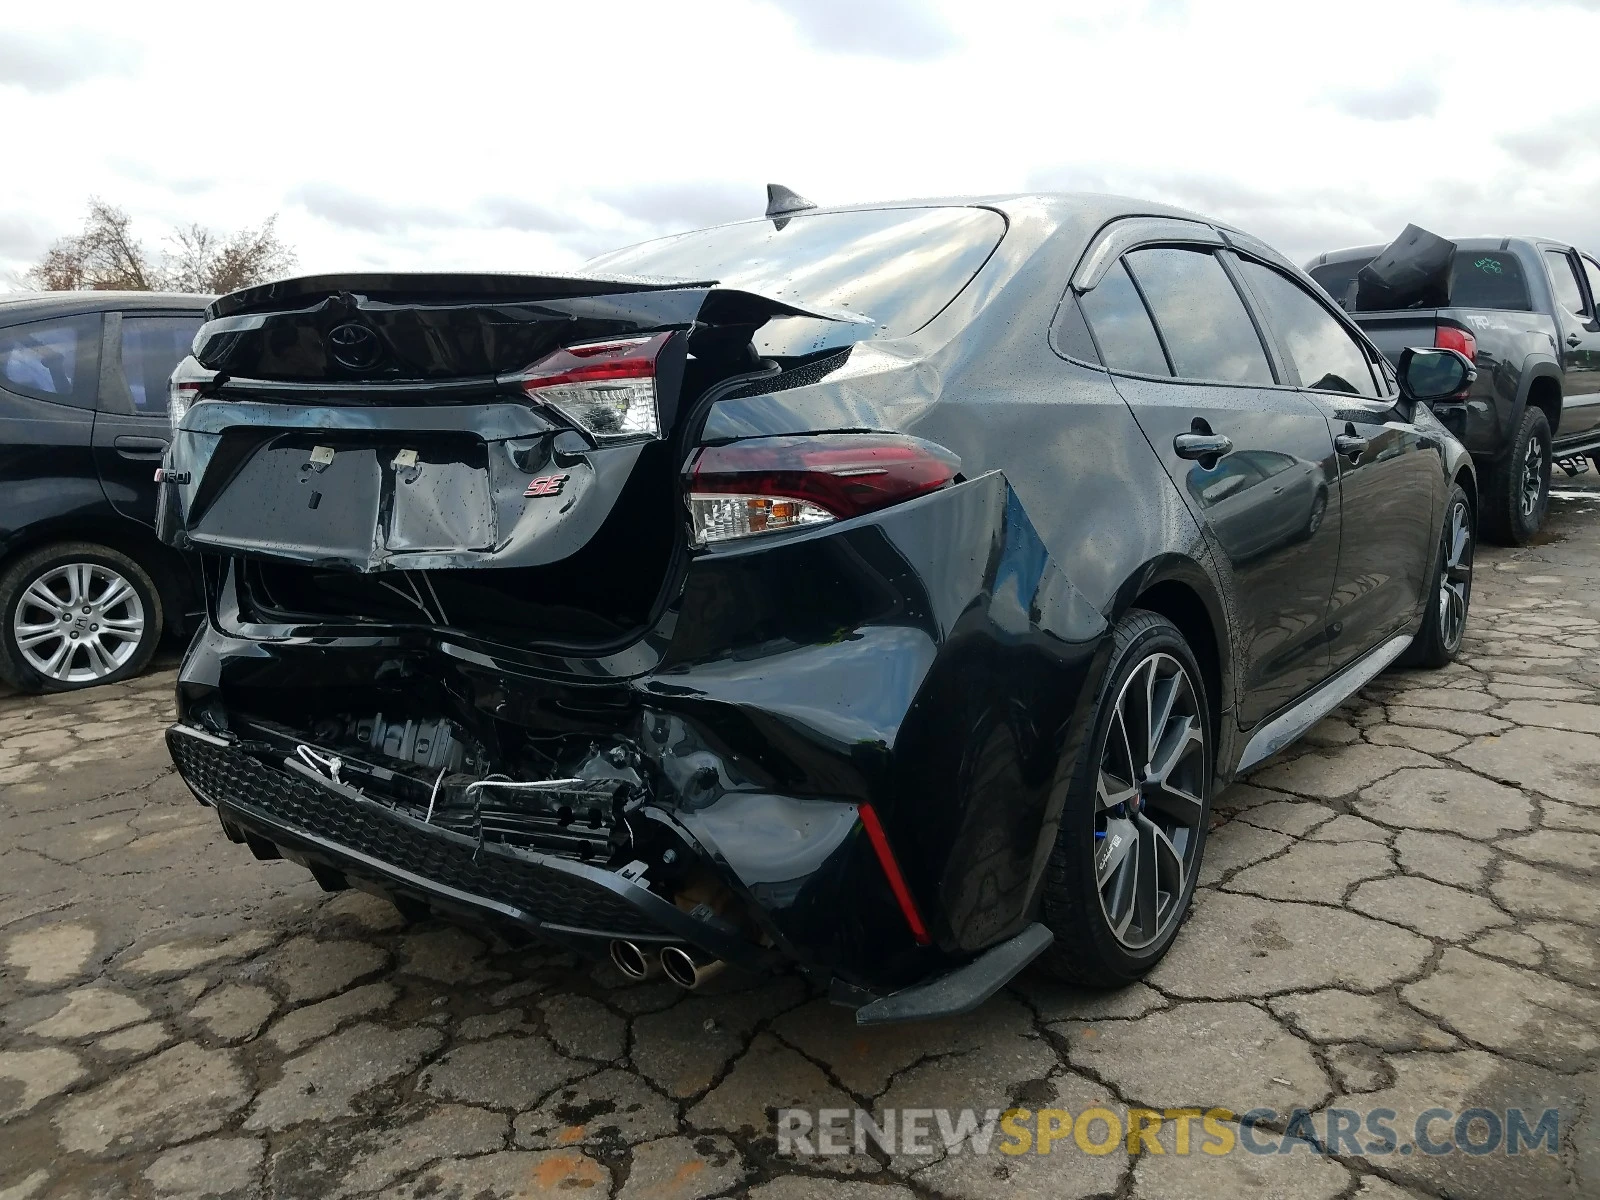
(157, 191), (1477, 1022)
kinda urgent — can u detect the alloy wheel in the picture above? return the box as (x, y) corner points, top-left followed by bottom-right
(1438, 498), (1473, 653)
(1094, 652), (1207, 950)
(1520, 436), (1545, 518)
(12, 562), (146, 684)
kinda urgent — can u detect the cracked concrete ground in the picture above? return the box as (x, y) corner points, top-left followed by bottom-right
(3, 486), (1599, 1200)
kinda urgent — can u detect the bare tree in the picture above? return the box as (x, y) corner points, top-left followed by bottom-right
(166, 216), (296, 294)
(25, 199), (296, 294)
(26, 198), (158, 291)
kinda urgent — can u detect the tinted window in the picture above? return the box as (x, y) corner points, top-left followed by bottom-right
(0, 315), (99, 404)
(120, 316), (202, 416)
(1125, 248), (1273, 384)
(1451, 251), (1531, 310)
(584, 207), (1004, 350)
(1318, 251), (1533, 312)
(1079, 261), (1169, 376)
(1051, 293), (1100, 363)
(1547, 250), (1589, 317)
(1239, 262), (1379, 397)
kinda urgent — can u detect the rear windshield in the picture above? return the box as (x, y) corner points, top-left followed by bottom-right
(585, 207), (1005, 350)
(1310, 250), (1532, 312)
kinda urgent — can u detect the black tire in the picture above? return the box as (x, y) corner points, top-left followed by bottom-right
(0, 542), (164, 693)
(1400, 484), (1474, 669)
(1480, 407), (1551, 545)
(1035, 610), (1212, 988)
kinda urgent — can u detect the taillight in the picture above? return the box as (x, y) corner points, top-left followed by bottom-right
(686, 433), (961, 546)
(514, 332), (671, 442)
(168, 355), (215, 434)
(1435, 325), (1477, 363)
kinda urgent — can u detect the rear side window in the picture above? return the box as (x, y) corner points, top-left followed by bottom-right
(1546, 250), (1589, 317)
(120, 315), (203, 416)
(1451, 251), (1531, 310)
(0, 315), (100, 405)
(1238, 262), (1379, 398)
(1316, 250), (1533, 312)
(1079, 261), (1169, 376)
(1125, 248), (1273, 385)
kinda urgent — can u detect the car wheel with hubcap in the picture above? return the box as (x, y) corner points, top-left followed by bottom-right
(0, 543), (164, 693)
(1401, 483), (1474, 669)
(1036, 609), (1211, 987)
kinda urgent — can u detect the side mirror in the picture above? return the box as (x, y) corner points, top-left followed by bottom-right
(1395, 346), (1476, 419)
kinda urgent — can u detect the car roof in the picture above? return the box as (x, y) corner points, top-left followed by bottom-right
(587, 191), (1306, 278)
(0, 291), (213, 321)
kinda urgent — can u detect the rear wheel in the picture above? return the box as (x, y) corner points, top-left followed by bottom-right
(0, 543), (163, 693)
(1480, 407), (1551, 544)
(1400, 484), (1473, 669)
(1035, 610), (1212, 988)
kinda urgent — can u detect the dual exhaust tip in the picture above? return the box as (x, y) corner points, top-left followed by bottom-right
(610, 939), (724, 989)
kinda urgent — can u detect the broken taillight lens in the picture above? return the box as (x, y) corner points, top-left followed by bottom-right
(516, 333), (670, 442)
(686, 433), (961, 546)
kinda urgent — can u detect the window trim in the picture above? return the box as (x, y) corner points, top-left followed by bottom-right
(1071, 216), (1224, 293)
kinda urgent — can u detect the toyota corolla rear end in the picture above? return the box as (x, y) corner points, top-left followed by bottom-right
(159, 206), (1109, 1021)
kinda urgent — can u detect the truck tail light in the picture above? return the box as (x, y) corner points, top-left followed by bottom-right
(1434, 325), (1477, 363)
(685, 433), (961, 546)
(513, 333), (671, 442)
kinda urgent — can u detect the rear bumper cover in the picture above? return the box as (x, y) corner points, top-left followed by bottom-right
(168, 472), (1110, 998)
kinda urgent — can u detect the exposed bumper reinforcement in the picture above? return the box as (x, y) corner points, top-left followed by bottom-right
(852, 922), (1054, 1025)
(166, 723), (761, 964)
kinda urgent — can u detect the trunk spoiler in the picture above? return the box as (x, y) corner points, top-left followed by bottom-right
(196, 272), (871, 382)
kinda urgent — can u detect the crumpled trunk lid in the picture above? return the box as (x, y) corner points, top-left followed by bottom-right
(162, 273), (848, 570)
(158, 272), (857, 646)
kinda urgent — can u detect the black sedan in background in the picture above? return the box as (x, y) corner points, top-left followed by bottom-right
(155, 193), (1476, 1020)
(0, 292), (208, 691)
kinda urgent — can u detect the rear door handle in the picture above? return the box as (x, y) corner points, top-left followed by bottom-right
(1173, 432), (1233, 461)
(1568, 334), (1583, 347)
(114, 434), (170, 460)
(1335, 433), (1368, 460)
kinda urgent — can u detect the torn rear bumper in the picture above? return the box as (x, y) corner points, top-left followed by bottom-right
(167, 724), (767, 963)
(167, 472), (1111, 1005)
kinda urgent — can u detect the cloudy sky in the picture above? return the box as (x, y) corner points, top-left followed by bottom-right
(3, 0), (1598, 289)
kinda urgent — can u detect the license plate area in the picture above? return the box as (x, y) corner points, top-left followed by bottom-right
(192, 432), (495, 562)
